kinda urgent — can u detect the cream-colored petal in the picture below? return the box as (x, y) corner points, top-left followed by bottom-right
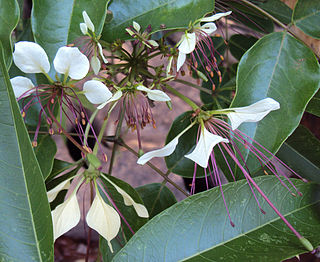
(82, 11), (95, 32)
(185, 127), (229, 168)
(178, 33), (196, 54)
(200, 11), (232, 22)
(136, 85), (170, 102)
(97, 90), (123, 110)
(105, 178), (149, 218)
(10, 76), (34, 98)
(47, 179), (71, 203)
(53, 46), (89, 80)
(166, 56), (173, 76)
(83, 80), (112, 104)
(52, 194), (80, 241)
(86, 193), (121, 253)
(200, 22), (217, 35)
(80, 23), (88, 35)
(177, 52), (186, 72)
(91, 55), (101, 75)
(13, 41), (50, 74)
(97, 43), (108, 64)
(132, 21), (141, 32)
(226, 98), (280, 130)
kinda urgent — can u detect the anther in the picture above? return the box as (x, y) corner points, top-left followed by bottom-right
(49, 128), (54, 135)
(195, 61), (198, 68)
(46, 118), (52, 125)
(220, 55), (224, 61)
(81, 111), (85, 118)
(103, 153), (108, 162)
(212, 83), (216, 91)
(206, 66), (211, 72)
(75, 118), (78, 125)
(210, 71), (214, 78)
(83, 145), (92, 153)
(264, 170), (269, 176)
(51, 98), (55, 104)
(21, 111), (26, 118)
(82, 119), (86, 125)
(32, 141), (38, 147)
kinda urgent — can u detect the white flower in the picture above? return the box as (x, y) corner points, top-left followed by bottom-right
(97, 90), (123, 110)
(13, 41), (50, 74)
(218, 98), (280, 130)
(52, 193), (80, 241)
(86, 192), (121, 253)
(137, 123), (194, 165)
(185, 126), (229, 168)
(136, 85), (171, 102)
(11, 41), (91, 98)
(81, 11), (95, 33)
(10, 76), (35, 98)
(53, 46), (89, 80)
(83, 80), (112, 105)
(177, 11), (232, 71)
(104, 177), (149, 218)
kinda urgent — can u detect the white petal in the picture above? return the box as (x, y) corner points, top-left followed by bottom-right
(54, 46), (89, 80)
(97, 43), (108, 64)
(86, 193), (120, 253)
(132, 21), (141, 32)
(10, 76), (34, 98)
(177, 52), (186, 72)
(91, 55), (101, 75)
(136, 85), (170, 102)
(82, 11), (95, 32)
(178, 33), (196, 54)
(83, 80), (112, 104)
(52, 194), (80, 241)
(47, 179), (71, 203)
(105, 178), (149, 218)
(13, 41), (50, 74)
(166, 56), (173, 76)
(185, 127), (229, 168)
(148, 40), (159, 47)
(200, 11), (232, 22)
(97, 90), (123, 110)
(137, 136), (180, 165)
(80, 23), (88, 35)
(227, 98), (280, 130)
(200, 22), (217, 35)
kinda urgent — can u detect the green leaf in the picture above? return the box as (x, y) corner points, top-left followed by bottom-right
(277, 125), (320, 184)
(0, 0), (19, 67)
(34, 135), (57, 179)
(253, 0), (293, 24)
(229, 34), (258, 61)
(231, 32), (320, 178)
(292, 0), (320, 39)
(113, 176), (320, 261)
(102, 0), (215, 42)
(31, 0), (109, 68)
(306, 89), (320, 117)
(0, 43), (53, 261)
(136, 183), (177, 218)
(46, 159), (75, 182)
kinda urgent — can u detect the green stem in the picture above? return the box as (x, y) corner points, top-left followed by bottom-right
(173, 79), (212, 94)
(108, 101), (126, 174)
(42, 72), (54, 84)
(164, 84), (200, 110)
(84, 108), (99, 146)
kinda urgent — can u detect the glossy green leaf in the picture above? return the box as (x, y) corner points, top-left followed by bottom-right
(102, 0), (214, 42)
(306, 90), (320, 117)
(46, 159), (75, 182)
(231, 32), (320, 178)
(99, 174), (148, 259)
(0, 0), (19, 67)
(34, 135), (57, 179)
(229, 34), (258, 61)
(292, 0), (320, 39)
(31, 0), (109, 69)
(136, 183), (177, 218)
(113, 176), (320, 261)
(0, 43), (53, 261)
(253, 0), (293, 24)
(277, 125), (320, 184)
